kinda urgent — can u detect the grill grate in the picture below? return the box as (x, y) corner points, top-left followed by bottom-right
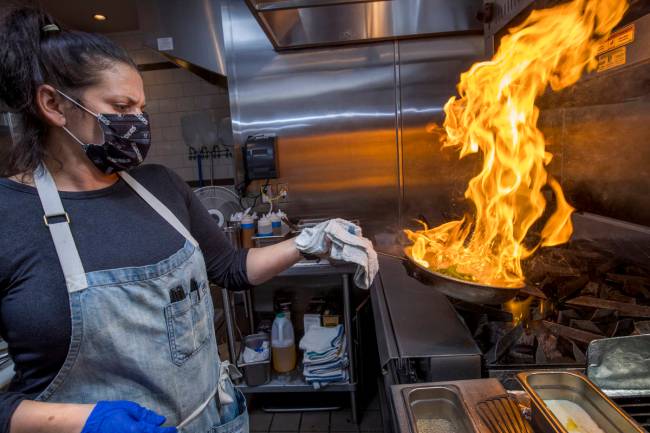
(613, 396), (650, 430)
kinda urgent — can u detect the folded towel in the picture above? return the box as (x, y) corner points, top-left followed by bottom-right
(299, 325), (343, 353)
(303, 337), (347, 366)
(305, 370), (349, 384)
(294, 219), (378, 289)
(304, 358), (349, 376)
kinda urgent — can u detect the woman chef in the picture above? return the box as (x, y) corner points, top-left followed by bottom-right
(0, 7), (370, 433)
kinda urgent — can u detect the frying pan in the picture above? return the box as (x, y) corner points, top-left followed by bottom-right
(402, 246), (523, 305)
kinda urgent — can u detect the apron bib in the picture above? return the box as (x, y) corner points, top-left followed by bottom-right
(32, 165), (248, 433)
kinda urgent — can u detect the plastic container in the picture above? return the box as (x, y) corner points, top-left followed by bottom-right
(239, 333), (271, 386)
(241, 215), (255, 249)
(257, 216), (273, 237)
(271, 313), (296, 373)
(270, 214), (282, 235)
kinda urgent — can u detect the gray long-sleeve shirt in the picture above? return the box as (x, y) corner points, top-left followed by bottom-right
(0, 164), (250, 432)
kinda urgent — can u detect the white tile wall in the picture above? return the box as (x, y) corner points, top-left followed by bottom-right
(107, 31), (234, 183)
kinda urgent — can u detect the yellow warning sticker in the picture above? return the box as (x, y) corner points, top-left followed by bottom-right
(597, 46), (626, 72)
(597, 24), (635, 55)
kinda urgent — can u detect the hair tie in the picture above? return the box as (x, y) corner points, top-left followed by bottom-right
(42, 24), (60, 33)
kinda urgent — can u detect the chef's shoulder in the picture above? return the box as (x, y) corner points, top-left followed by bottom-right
(0, 178), (44, 230)
(0, 178), (44, 287)
(127, 164), (193, 205)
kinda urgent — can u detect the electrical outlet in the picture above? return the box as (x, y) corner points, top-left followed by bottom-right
(261, 183), (274, 197)
(277, 183), (289, 202)
(260, 183), (274, 205)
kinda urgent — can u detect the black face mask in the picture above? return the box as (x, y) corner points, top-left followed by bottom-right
(57, 89), (152, 174)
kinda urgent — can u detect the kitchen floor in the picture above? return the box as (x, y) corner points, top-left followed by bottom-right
(248, 394), (384, 433)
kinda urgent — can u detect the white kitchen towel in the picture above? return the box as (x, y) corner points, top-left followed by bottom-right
(294, 218), (378, 289)
(303, 358), (349, 376)
(304, 350), (341, 366)
(305, 370), (349, 385)
(299, 325), (343, 353)
(303, 337), (347, 366)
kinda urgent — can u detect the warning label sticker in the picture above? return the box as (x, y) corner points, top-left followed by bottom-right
(597, 46), (627, 72)
(597, 24), (635, 55)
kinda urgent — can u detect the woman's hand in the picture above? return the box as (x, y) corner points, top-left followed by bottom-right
(82, 401), (177, 433)
(245, 219), (377, 289)
(10, 400), (176, 433)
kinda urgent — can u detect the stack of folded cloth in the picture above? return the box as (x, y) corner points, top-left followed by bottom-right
(299, 324), (348, 386)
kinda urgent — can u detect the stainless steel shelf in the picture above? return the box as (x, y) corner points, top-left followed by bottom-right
(237, 372), (356, 393)
(277, 260), (357, 277)
(222, 263), (359, 422)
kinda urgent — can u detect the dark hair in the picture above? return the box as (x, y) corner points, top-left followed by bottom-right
(0, 7), (137, 177)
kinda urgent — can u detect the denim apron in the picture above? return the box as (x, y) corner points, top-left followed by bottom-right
(32, 165), (248, 433)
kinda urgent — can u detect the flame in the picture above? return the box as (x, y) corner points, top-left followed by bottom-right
(405, 0), (628, 288)
(504, 297), (535, 326)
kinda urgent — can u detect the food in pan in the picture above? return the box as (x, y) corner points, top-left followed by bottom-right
(416, 418), (458, 433)
(435, 265), (477, 283)
(544, 399), (605, 433)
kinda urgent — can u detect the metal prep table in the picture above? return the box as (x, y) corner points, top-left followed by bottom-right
(221, 259), (362, 422)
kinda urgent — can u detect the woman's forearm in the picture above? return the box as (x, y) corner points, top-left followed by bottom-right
(10, 400), (94, 433)
(246, 238), (301, 286)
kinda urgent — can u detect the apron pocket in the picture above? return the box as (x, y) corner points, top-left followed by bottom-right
(208, 389), (248, 433)
(165, 283), (212, 366)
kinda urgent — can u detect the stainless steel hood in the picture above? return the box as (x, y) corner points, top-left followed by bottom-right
(136, 0), (482, 78)
(245, 0), (483, 50)
(137, 0), (228, 81)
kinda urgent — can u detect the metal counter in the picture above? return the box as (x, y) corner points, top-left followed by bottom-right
(370, 254), (482, 432)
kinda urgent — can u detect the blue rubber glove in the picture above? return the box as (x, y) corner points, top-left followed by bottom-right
(82, 401), (178, 433)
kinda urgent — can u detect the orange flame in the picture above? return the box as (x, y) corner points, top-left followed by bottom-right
(405, 0), (628, 288)
(504, 297), (535, 326)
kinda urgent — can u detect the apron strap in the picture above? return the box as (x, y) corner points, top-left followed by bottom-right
(119, 171), (199, 247)
(33, 165), (200, 295)
(33, 165), (89, 293)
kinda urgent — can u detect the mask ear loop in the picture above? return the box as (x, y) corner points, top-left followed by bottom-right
(61, 126), (90, 149)
(55, 89), (100, 117)
(55, 89), (106, 145)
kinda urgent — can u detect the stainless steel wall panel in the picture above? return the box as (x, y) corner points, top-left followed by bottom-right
(397, 36), (485, 230)
(222, 0), (401, 236)
(534, 13), (650, 227)
(538, 97), (650, 227)
(485, 3), (650, 227)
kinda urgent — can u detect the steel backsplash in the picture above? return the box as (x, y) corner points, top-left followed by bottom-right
(222, 0), (484, 242)
(485, 0), (650, 227)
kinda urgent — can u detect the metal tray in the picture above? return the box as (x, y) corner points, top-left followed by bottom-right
(392, 379), (508, 433)
(403, 385), (476, 433)
(517, 371), (646, 433)
(403, 246), (521, 305)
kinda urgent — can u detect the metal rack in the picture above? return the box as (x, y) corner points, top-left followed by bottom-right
(221, 260), (360, 422)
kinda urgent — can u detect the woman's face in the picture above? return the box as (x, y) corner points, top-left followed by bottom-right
(62, 62), (145, 145)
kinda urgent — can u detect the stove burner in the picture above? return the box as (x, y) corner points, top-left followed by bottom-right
(454, 239), (650, 368)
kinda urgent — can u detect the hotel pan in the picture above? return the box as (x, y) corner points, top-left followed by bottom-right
(516, 370), (646, 433)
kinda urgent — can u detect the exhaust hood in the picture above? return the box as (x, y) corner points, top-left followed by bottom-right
(136, 0), (482, 78)
(137, 0), (228, 82)
(245, 0), (483, 50)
